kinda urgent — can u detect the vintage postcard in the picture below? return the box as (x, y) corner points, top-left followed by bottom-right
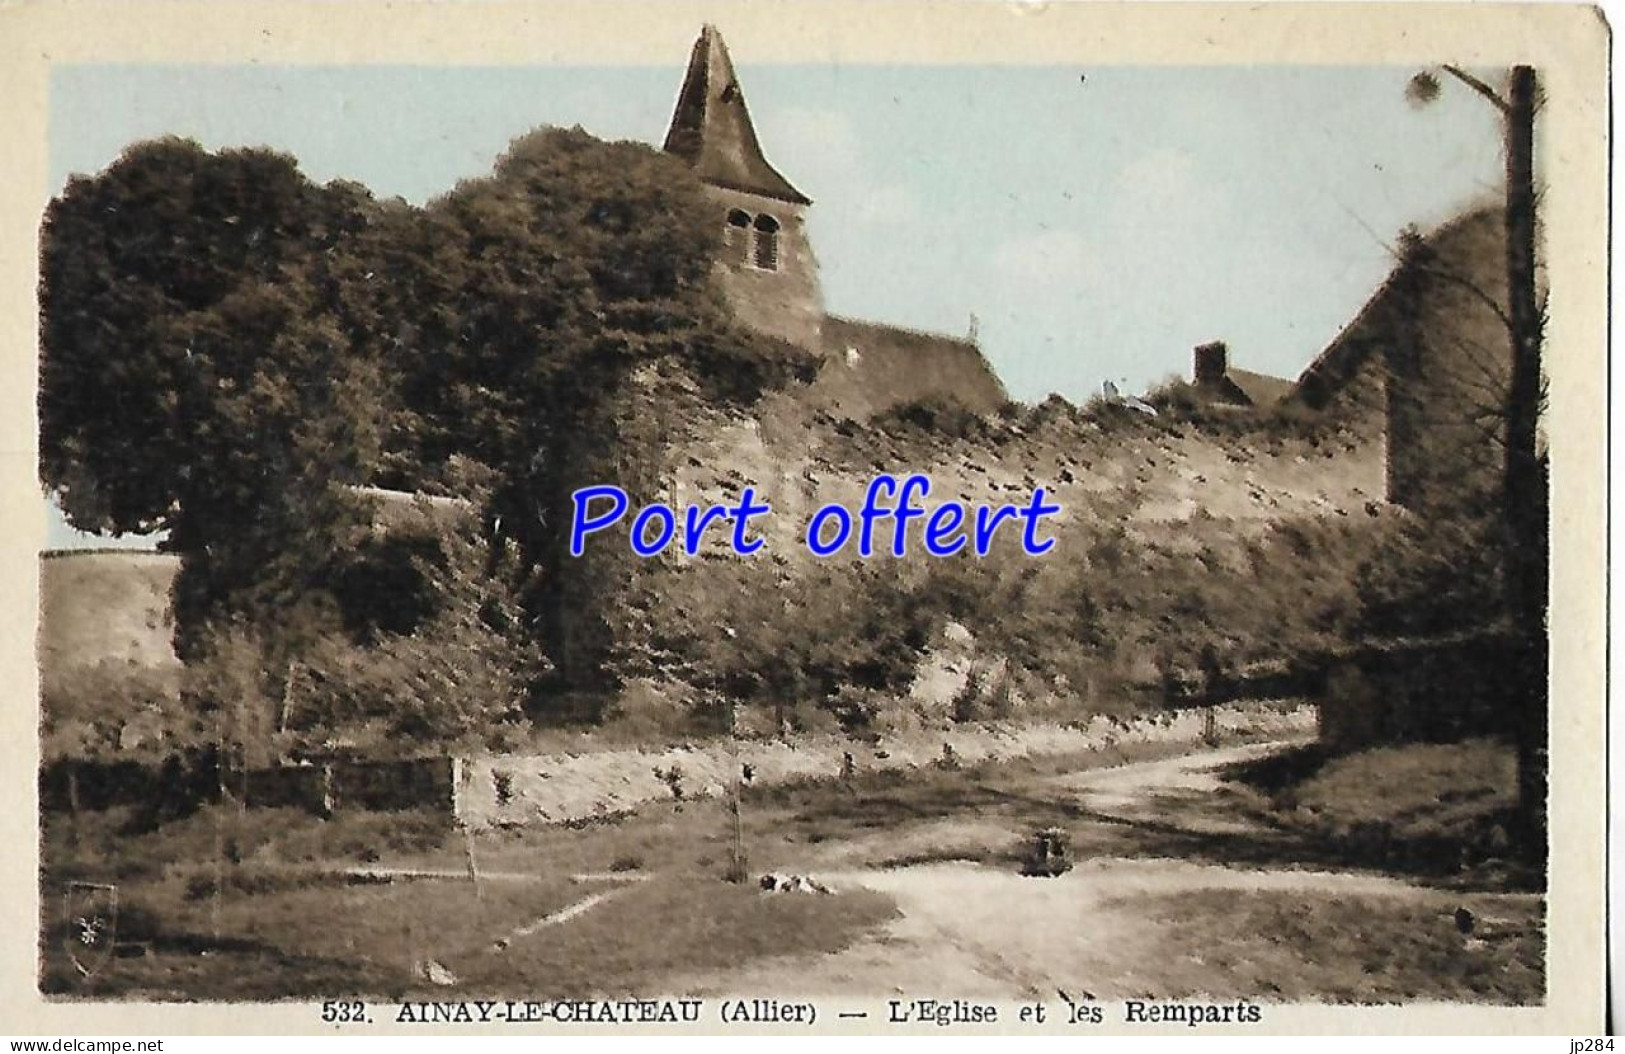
(0, 0), (1609, 1038)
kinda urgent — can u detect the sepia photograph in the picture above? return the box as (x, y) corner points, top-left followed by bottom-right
(3, 0), (1608, 1037)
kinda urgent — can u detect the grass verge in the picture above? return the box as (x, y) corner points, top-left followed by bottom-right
(1111, 887), (1543, 1004)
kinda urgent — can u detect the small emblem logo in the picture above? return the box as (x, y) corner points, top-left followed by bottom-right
(62, 881), (118, 979)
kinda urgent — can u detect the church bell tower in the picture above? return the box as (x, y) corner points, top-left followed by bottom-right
(664, 25), (825, 350)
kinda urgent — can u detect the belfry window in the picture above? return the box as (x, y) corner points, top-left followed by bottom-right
(752, 214), (781, 271)
(725, 209), (751, 264)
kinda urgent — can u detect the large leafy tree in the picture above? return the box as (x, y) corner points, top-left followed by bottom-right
(384, 127), (742, 483)
(41, 139), (390, 657)
(394, 127), (812, 697)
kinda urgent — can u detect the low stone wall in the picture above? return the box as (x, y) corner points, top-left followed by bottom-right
(40, 754), (458, 816)
(239, 756), (458, 815)
(41, 706), (1312, 821)
(335, 756), (459, 811)
(454, 702), (1315, 828)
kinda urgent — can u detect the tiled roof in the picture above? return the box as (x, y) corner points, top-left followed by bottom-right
(1224, 367), (1295, 409)
(814, 315), (1008, 418)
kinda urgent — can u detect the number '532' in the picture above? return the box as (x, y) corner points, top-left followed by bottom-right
(321, 1000), (368, 1024)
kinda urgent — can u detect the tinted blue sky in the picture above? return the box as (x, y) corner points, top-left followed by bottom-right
(44, 59), (1505, 548)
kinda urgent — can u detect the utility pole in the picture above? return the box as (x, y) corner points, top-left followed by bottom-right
(1411, 65), (1547, 852)
(1499, 67), (1547, 852)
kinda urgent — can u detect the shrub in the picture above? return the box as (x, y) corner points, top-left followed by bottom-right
(41, 660), (187, 765)
(1355, 514), (1505, 638)
(873, 395), (988, 440)
(662, 558), (934, 732)
(295, 465), (548, 752)
(686, 331), (820, 405)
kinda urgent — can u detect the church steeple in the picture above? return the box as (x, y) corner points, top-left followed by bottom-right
(663, 25), (810, 205)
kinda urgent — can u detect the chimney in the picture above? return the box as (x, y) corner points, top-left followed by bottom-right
(1194, 341), (1228, 385)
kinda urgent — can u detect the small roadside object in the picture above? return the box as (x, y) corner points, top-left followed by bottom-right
(1021, 827), (1073, 877)
(758, 873), (833, 894)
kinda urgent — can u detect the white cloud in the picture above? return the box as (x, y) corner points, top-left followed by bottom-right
(1105, 147), (1233, 286)
(768, 105), (863, 173)
(853, 183), (920, 224)
(1114, 147), (1199, 210)
(990, 228), (1099, 291)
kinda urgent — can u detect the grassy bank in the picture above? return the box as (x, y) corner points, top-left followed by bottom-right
(1222, 737), (1536, 889)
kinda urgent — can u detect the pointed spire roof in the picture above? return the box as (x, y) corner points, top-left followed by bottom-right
(663, 25), (811, 205)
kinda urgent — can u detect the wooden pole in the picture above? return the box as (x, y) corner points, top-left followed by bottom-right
(278, 659), (297, 737)
(66, 760), (81, 850)
(729, 787), (745, 883)
(461, 822), (485, 903)
(727, 697), (747, 883)
(1500, 66), (1547, 853)
(212, 717), (225, 942)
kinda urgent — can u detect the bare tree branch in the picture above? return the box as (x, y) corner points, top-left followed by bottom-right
(1441, 65), (1512, 114)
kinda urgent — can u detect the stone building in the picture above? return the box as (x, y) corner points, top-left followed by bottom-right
(662, 25), (1008, 417)
(1290, 205), (1516, 514)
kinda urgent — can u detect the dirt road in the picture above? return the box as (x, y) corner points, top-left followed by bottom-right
(666, 739), (1529, 999)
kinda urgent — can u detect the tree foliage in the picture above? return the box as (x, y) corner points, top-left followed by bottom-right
(383, 128), (813, 693)
(383, 127), (782, 485)
(40, 127), (815, 707)
(295, 471), (547, 751)
(40, 138), (390, 657)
